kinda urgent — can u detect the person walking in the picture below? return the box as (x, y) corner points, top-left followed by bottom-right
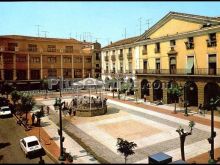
(31, 113), (35, 126)
(198, 104), (203, 115)
(46, 106), (50, 115)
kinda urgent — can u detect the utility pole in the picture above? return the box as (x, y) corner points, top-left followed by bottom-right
(146, 19), (151, 30)
(41, 31), (49, 38)
(35, 25), (42, 37)
(69, 33), (72, 39)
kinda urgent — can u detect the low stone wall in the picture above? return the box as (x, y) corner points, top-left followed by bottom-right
(76, 106), (107, 117)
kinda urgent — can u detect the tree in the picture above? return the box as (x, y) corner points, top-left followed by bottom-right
(167, 84), (182, 114)
(1, 81), (15, 99)
(116, 138), (137, 164)
(176, 121), (195, 161)
(11, 90), (21, 106)
(20, 94), (36, 124)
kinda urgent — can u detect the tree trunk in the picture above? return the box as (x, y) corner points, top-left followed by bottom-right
(180, 136), (186, 161)
(25, 109), (28, 125)
(174, 99), (177, 114)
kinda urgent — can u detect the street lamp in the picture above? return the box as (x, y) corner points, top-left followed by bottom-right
(180, 83), (194, 116)
(53, 97), (66, 161)
(207, 97), (219, 164)
(58, 77), (62, 98)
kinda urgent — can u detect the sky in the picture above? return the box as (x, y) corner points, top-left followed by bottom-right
(1, 1), (220, 47)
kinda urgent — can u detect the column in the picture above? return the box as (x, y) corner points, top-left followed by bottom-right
(148, 79), (154, 102)
(40, 54), (43, 79)
(197, 81), (205, 106)
(13, 54), (16, 80)
(162, 80), (168, 104)
(27, 54), (30, 80)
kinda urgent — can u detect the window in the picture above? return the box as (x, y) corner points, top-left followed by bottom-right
(128, 48), (132, 53)
(207, 33), (217, 47)
(96, 53), (100, 60)
(120, 62), (123, 73)
(74, 57), (82, 63)
(155, 43), (160, 53)
(65, 46), (73, 53)
(85, 69), (92, 77)
(47, 57), (56, 63)
(63, 57), (71, 63)
(28, 44), (37, 52)
(8, 43), (17, 51)
(31, 70), (40, 80)
(106, 51), (108, 56)
(4, 56), (13, 63)
(156, 58), (160, 73)
(112, 63), (115, 73)
(28, 141), (39, 147)
(169, 57), (176, 74)
(185, 37), (194, 49)
(120, 49), (123, 54)
(142, 45), (147, 55)
(74, 69), (82, 78)
(63, 69), (72, 78)
(48, 69), (57, 77)
(129, 62), (132, 73)
(16, 70), (27, 80)
(208, 54), (216, 75)
(96, 64), (100, 68)
(16, 56), (26, 62)
(85, 57), (91, 63)
(47, 45), (56, 52)
(31, 57), (40, 63)
(187, 56), (194, 74)
(170, 40), (176, 46)
(143, 60), (147, 71)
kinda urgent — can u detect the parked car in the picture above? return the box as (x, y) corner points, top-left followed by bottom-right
(0, 106), (12, 117)
(20, 136), (43, 157)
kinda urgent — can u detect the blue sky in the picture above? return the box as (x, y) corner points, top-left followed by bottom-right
(1, 1), (220, 46)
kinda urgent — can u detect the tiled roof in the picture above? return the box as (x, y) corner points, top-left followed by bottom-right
(102, 36), (140, 49)
(0, 35), (81, 43)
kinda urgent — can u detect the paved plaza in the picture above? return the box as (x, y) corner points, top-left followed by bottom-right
(37, 96), (220, 163)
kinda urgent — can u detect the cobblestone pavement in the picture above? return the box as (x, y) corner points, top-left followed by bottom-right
(38, 97), (220, 163)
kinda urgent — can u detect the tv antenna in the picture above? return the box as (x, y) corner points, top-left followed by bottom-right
(41, 31), (49, 38)
(35, 25), (42, 37)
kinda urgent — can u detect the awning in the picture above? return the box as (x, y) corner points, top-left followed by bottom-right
(187, 56), (194, 69)
(170, 58), (176, 65)
(209, 55), (216, 63)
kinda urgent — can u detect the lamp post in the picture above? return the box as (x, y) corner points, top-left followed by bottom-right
(54, 97), (66, 161)
(207, 97), (219, 164)
(58, 77), (62, 98)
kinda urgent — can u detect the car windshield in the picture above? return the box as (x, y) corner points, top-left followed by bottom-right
(1, 108), (10, 112)
(28, 140), (39, 147)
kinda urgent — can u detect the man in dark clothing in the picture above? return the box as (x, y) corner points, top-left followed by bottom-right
(31, 113), (35, 126)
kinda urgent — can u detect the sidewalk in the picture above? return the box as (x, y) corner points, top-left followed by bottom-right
(30, 107), (99, 164)
(103, 92), (220, 164)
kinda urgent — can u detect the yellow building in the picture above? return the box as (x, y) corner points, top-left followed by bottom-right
(102, 11), (220, 107)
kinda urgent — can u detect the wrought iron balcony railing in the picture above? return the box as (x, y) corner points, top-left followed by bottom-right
(135, 68), (220, 76)
(207, 40), (217, 47)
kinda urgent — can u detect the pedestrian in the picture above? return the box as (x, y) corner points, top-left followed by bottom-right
(31, 113), (35, 126)
(69, 108), (72, 116)
(46, 106), (50, 115)
(73, 108), (76, 116)
(40, 106), (44, 116)
(198, 104), (203, 115)
(144, 94), (147, 102)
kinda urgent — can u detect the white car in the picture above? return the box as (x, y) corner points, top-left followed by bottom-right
(0, 106), (12, 117)
(20, 136), (43, 157)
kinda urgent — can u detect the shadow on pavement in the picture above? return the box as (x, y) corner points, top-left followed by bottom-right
(28, 148), (46, 159)
(0, 142), (11, 149)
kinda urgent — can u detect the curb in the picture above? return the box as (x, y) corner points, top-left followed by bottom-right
(42, 145), (59, 164)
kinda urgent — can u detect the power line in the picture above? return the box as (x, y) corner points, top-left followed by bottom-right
(41, 31), (49, 38)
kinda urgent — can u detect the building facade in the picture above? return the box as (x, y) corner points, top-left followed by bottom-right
(0, 35), (101, 90)
(101, 11), (220, 107)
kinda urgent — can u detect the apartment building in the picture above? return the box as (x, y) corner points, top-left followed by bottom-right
(0, 35), (101, 90)
(101, 11), (220, 107)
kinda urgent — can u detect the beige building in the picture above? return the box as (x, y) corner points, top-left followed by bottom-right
(0, 35), (101, 90)
(101, 11), (220, 107)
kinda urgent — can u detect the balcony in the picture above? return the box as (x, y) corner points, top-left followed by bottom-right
(119, 53), (123, 60)
(154, 48), (160, 53)
(111, 55), (116, 61)
(185, 42), (194, 49)
(47, 48), (56, 52)
(207, 39), (217, 47)
(142, 49), (147, 55)
(28, 47), (38, 52)
(104, 56), (109, 61)
(125, 70), (132, 74)
(167, 46), (177, 55)
(127, 52), (132, 60)
(135, 68), (220, 76)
